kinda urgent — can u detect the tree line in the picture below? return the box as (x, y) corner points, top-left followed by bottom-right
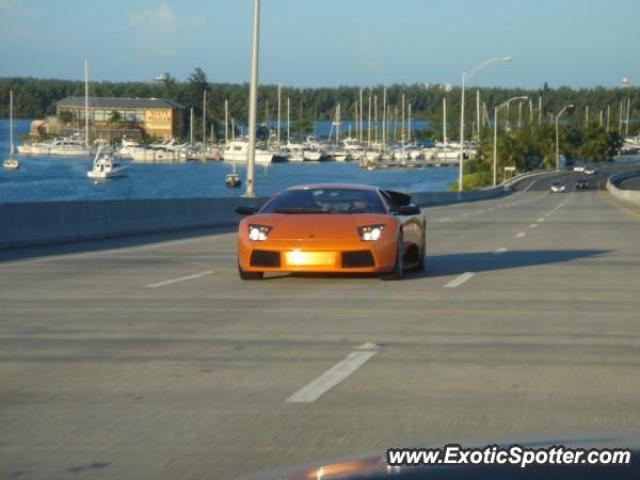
(0, 69), (637, 139)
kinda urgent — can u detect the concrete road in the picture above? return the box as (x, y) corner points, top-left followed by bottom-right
(1, 168), (640, 479)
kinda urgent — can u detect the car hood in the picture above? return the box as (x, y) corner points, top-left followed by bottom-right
(252, 213), (394, 240)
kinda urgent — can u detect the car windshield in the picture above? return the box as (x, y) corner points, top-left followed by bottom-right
(261, 188), (387, 214)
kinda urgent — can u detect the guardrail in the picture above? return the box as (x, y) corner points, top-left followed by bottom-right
(0, 184), (514, 250)
(606, 171), (640, 207)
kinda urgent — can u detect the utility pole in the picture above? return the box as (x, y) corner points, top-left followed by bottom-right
(243, 0), (260, 198)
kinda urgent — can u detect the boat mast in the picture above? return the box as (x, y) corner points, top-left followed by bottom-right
(190, 108), (194, 144)
(359, 88), (363, 142)
(224, 99), (229, 143)
(9, 90), (14, 157)
(442, 96), (447, 145)
(277, 84), (281, 144)
(84, 59), (89, 147)
(408, 103), (412, 143)
(382, 87), (387, 150)
(202, 90), (207, 157)
(287, 97), (290, 143)
(367, 94), (371, 147)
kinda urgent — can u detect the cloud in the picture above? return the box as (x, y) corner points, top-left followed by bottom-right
(129, 3), (174, 29)
(128, 3), (177, 57)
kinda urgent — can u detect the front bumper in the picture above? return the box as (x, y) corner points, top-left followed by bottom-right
(237, 237), (397, 273)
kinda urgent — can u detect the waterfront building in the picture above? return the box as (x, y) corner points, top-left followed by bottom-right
(52, 96), (185, 141)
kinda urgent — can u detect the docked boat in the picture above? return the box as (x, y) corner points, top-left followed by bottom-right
(285, 143), (306, 162)
(87, 148), (126, 179)
(3, 91), (20, 170)
(222, 139), (279, 164)
(49, 136), (91, 157)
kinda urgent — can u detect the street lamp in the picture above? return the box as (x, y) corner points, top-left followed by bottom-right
(493, 96), (527, 186)
(555, 104), (574, 170)
(458, 56), (512, 192)
(243, 0), (260, 198)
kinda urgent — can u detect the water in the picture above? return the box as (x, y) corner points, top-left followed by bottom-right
(0, 119), (455, 203)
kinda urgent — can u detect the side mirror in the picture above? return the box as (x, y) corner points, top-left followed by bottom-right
(396, 205), (421, 216)
(235, 205), (258, 216)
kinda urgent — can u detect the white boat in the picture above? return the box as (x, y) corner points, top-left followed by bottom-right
(117, 138), (142, 158)
(49, 137), (91, 157)
(286, 143), (306, 162)
(3, 91), (20, 170)
(87, 148), (126, 179)
(222, 140), (277, 164)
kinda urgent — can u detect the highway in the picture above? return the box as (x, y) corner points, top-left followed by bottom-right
(1, 167), (640, 479)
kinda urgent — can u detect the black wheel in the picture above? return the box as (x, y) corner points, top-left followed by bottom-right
(410, 229), (427, 273)
(381, 233), (404, 281)
(238, 263), (263, 280)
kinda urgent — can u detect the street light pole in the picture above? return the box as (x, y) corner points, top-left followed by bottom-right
(555, 104), (574, 170)
(243, 0), (260, 198)
(493, 96), (527, 186)
(458, 56), (511, 192)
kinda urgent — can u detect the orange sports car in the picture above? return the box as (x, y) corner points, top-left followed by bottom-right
(235, 183), (426, 280)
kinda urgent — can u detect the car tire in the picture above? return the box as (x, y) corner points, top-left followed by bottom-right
(381, 232), (404, 281)
(238, 263), (264, 280)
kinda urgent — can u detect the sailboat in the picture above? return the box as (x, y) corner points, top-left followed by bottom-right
(3, 90), (20, 170)
(225, 161), (241, 187)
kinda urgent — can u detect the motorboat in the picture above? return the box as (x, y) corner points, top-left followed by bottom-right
(222, 140), (279, 164)
(87, 148), (126, 179)
(225, 173), (241, 187)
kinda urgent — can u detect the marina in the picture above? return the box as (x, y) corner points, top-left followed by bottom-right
(0, 119), (458, 202)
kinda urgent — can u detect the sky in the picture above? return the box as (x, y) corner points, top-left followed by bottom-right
(0, 0), (638, 89)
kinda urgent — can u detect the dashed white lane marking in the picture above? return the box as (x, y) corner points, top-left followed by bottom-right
(286, 343), (379, 403)
(529, 223), (538, 228)
(145, 270), (213, 288)
(537, 217), (545, 222)
(444, 272), (475, 288)
(439, 217), (451, 222)
(494, 247), (508, 254)
(515, 232), (527, 238)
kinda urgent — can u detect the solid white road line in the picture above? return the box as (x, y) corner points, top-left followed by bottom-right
(494, 247), (508, 255)
(286, 343), (379, 403)
(145, 270), (213, 288)
(515, 232), (527, 238)
(444, 272), (475, 288)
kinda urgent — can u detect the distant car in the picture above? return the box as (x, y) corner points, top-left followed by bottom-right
(583, 166), (597, 175)
(236, 184), (426, 280)
(573, 165), (585, 172)
(550, 181), (567, 193)
(575, 178), (590, 190)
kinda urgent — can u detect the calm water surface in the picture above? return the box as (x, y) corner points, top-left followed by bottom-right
(0, 119), (455, 203)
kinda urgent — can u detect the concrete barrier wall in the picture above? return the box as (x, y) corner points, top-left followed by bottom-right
(607, 171), (640, 206)
(1, 185), (512, 250)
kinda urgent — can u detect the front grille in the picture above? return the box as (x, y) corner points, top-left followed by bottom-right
(250, 250), (280, 267)
(341, 250), (375, 268)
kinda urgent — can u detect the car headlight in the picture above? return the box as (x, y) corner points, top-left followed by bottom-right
(357, 225), (385, 241)
(248, 224), (272, 241)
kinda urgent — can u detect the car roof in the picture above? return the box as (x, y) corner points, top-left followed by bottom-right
(285, 183), (380, 192)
